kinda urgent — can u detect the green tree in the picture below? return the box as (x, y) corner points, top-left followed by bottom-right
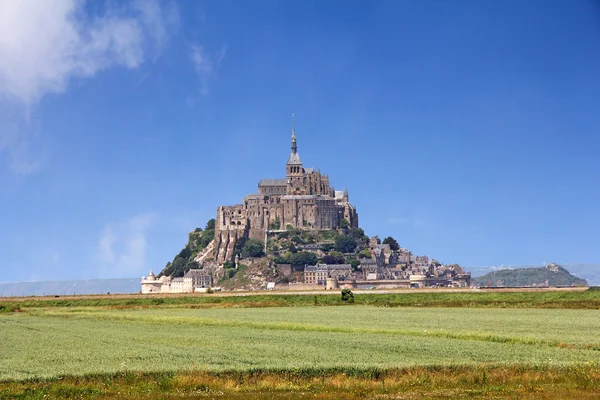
(200, 229), (214, 248)
(205, 219), (216, 230)
(291, 235), (305, 245)
(348, 227), (364, 239)
(289, 251), (317, 266)
(320, 243), (335, 252)
(383, 236), (400, 251)
(223, 261), (235, 269)
(241, 238), (265, 258)
(335, 235), (356, 253)
(339, 218), (349, 229)
(269, 217), (281, 230)
(273, 256), (287, 264)
(322, 251), (345, 264)
(359, 249), (372, 259)
(288, 243), (298, 253)
(341, 288), (354, 303)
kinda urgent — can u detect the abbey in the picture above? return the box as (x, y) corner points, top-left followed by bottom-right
(214, 117), (358, 263)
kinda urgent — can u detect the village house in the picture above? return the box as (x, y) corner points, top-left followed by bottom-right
(304, 264), (353, 286)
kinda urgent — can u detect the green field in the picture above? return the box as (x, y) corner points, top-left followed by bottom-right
(2, 287), (600, 312)
(1, 292), (599, 399)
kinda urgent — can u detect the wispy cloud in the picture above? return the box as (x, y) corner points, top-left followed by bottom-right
(97, 213), (157, 278)
(0, 0), (178, 174)
(190, 44), (227, 95)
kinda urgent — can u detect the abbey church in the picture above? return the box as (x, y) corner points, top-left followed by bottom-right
(214, 117), (359, 263)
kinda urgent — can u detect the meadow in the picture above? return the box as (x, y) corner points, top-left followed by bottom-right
(2, 286), (600, 312)
(1, 290), (599, 398)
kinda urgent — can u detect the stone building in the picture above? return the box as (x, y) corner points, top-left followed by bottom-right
(304, 264), (353, 286)
(141, 269), (213, 294)
(183, 269), (212, 290)
(214, 116), (359, 264)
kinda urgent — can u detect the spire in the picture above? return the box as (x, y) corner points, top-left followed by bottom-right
(287, 113), (302, 165)
(291, 113), (297, 154)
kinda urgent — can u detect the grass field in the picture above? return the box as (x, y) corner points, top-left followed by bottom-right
(1, 291), (599, 398)
(1, 286), (600, 312)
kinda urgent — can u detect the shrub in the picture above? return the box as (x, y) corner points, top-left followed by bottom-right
(341, 288), (354, 303)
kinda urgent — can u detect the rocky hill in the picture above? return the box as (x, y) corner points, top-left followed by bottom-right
(472, 263), (587, 287)
(157, 217), (472, 291)
(158, 221), (368, 289)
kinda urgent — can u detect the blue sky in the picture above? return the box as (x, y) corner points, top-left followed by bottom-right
(0, 0), (599, 282)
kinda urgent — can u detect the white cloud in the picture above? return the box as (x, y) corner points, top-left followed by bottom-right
(0, 0), (178, 173)
(0, 0), (176, 104)
(190, 44), (227, 95)
(97, 213), (157, 278)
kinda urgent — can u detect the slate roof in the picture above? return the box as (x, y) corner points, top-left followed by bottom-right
(259, 178), (287, 186)
(287, 152), (302, 165)
(305, 264), (352, 272)
(184, 269), (210, 278)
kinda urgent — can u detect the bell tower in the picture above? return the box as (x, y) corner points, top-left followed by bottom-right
(286, 113), (304, 194)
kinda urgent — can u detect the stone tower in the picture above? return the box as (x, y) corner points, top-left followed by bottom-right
(286, 114), (305, 195)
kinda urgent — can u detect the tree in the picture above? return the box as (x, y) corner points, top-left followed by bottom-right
(269, 217), (281, 230)
(341, 288), (354, 303)
(233, 236), (248, 257)
(339, 218), (349, 229)
(273, 255), (289, 264)
(359, 249), (372, 259)
(241, 238), (265, 258)
(205, 219), (216, 230)
(200, 229), (215, 248)
(322, 251), (345, 264)
(291, 235), (305, 245)
(289, 251), (317, 266)
(348, 227), (364, 240)
(223, 261), (235, 269)
(320, 243), (335, 252)
(383, 236), (400, 251)
(335, 235), (356, 253)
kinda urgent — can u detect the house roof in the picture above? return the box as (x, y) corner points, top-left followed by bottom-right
(184, 269), (210, 278)
(305, 264), (352, 272)
(360, 259), (377, 265)
(259, 178), (287, 186)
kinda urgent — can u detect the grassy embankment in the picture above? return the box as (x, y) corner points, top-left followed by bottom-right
(1, 287), (599, 313)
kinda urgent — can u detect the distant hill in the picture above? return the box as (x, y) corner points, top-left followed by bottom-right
(0, 278), (140, 297)
(472, 263), (587, 287)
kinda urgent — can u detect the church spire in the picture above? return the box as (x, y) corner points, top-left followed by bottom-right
(291, 113), (297, 154)
(286, 113), (302, 166)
